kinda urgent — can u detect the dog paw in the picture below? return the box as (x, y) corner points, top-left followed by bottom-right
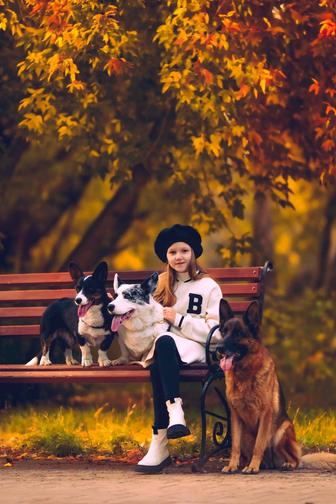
(242, 465), (260, 474)
(40, 357), (52, 366)
(65, 358), (79, 366)
(281, 462), (295, 471)
(98, 358), (112, 367)
(111, 357), (128, 366)
(222, 465), (239, 474)
(81, 359), (93, 367)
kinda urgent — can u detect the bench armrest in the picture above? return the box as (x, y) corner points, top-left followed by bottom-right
(205, 323), (220, 369)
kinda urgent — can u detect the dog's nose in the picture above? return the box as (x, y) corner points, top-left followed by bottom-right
(107, 303), (115, 314)
(75, 297), (82, 305)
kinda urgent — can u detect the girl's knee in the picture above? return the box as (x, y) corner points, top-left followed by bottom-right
(155, 335), (175, 353)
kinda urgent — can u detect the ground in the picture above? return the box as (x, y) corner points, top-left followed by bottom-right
(0, 460), (335, 504)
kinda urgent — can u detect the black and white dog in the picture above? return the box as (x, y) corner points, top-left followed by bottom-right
(26, 262), (116, 367)
(107, 273), (166, 366)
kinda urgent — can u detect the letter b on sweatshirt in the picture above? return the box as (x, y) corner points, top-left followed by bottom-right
(187, 294), (203, 315)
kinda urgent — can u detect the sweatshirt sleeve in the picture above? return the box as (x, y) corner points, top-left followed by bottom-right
(174, 282), (223, 345)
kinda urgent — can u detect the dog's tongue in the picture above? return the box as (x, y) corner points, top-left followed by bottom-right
(111, 315), (123, 332)
(78, 300), (94, 318)
(111, 310), (134, 332)
(220, 355), (234, 372)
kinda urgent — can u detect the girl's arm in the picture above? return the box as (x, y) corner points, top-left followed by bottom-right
(173, 283), (223, 345)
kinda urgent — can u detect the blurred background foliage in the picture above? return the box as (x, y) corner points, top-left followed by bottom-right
(0, 1), (336, 410)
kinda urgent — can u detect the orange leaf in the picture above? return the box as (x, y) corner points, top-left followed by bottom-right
(325, 103), (336, 115)
(320, 19), (336, 38)
(193, 62), (214, 85)
(326, 87), (336, 98)
(29, 3), (46, 16)
(202, 68), (214, 85)
(309, 79), (319, 95)
(237, 83), (249, 99)
(249, 130), (263, 146)
(315, 127), (324, 140)
(322, 139), (335, 151)
(175, 32), (188, 46)
(104, 57), (130, 77)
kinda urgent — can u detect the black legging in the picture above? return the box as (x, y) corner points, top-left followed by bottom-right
(149, 335), (183, 429)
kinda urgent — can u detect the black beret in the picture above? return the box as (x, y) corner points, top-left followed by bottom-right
(154, 224), (203, 263)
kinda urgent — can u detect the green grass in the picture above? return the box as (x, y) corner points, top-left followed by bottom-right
(0, 405), (335, 459)
(292, 409), (336, 450)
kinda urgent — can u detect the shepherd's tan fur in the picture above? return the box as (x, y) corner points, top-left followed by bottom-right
(218, 300), (336, 474)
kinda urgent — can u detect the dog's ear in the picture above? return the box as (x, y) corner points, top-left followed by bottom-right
(243, 301), (260, 338)
(69, 262), (84, 282)
(219, 299), (234, 326)
(113, 273), (120, 293)
(92, 261), (108, 283)
(141, 272), (158, 295)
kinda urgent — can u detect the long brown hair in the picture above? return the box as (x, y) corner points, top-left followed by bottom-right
(153, 250), (208, 307)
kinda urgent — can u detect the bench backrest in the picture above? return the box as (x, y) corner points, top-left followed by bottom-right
(0, 262), (273, 338)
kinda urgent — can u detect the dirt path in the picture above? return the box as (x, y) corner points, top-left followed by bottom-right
(0, 460), (335, 504)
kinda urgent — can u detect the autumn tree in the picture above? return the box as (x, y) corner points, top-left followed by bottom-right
(1, 0), (172, 269)
(1, 0), (335, 271)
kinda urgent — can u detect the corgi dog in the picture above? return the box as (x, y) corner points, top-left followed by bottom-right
(26, 262), (116, 367)
(107, 272), (166, 366)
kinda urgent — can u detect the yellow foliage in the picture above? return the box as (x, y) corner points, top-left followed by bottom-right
(192, 134), (206, 157)
(113, 249), (144, 270)
(0, 12), (7, 31)
(275, 232), (291, 255)
(19, 113), (43, 133)
(208, 133), (222, 157)
(289, 252), (300, 266)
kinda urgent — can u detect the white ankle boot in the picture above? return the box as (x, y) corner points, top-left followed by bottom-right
(135, 428), (171, 473)
(166, 397), (191, 439)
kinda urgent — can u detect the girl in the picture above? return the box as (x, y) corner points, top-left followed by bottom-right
(136, 224), (223, 473)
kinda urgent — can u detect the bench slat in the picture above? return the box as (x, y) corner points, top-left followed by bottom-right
(0, 300), (254, 320)
(0, 289), (75, 301)
(0, 283), (261, 302)
(0, 365), (208, 383)
(0, 364), (206, 371)
(0, 325), (40, 336)
(204, 267), (262, 280)
(0, 267), (262, 287)
(0, 301), (256, 336)
(0, 271), (153, 286)
(0, 307), (46, 318)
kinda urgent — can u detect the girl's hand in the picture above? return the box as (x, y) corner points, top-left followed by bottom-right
(163, 307), (176, 324)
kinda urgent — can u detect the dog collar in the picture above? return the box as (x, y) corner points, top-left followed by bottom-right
(80, 319), (105, 329)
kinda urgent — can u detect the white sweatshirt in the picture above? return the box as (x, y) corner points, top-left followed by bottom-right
(168, 273), (223, 345)
(150, 272), (223, 365)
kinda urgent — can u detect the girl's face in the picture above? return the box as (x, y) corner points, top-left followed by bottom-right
(166, 242), (192, 273)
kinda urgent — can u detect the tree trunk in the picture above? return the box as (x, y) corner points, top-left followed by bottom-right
(0, 136), (28, 200)
(0, 168), (91, 272)
(60, 163), (148, 270)
(251, 191), (277, 287)
(315, 189), (336, 290)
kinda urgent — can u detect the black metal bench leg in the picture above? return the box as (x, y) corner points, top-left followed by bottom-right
(198, 371), (231, 469)
(200, 372), (214, 462)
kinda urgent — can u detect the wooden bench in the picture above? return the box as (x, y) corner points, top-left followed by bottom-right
(0, 261), (273, 462)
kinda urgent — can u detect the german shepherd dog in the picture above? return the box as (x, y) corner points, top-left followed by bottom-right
(217, 299), (301, 474)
